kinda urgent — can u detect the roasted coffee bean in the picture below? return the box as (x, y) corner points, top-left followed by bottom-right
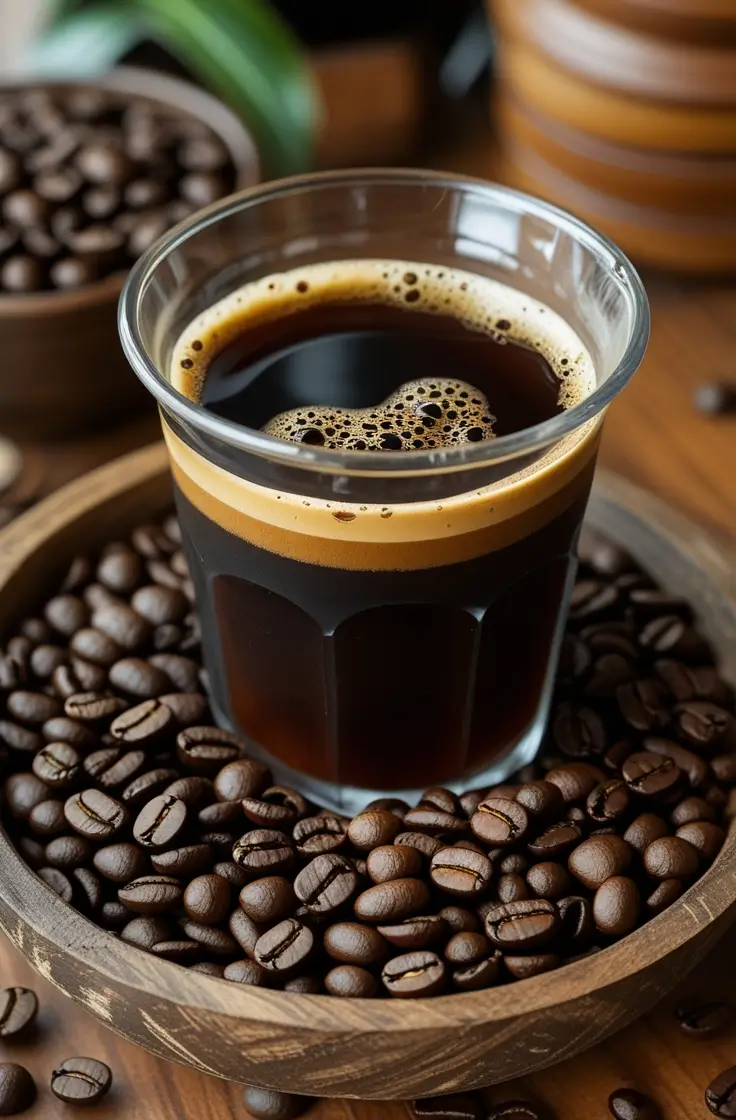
(643, 835), (699, 879)
(28, 799), (66, 837)
(553, 701), (607, 757)
(97, 549), (143, 594)
(121, 768), (179, 807)
(706, 1068), (736, 1117)
(97, 749), (147, 791)
(15, 838), (45, 869)
(655, 660), (731, 706)
(108, 657), (170, 699)
(189, 962), (225, 977)
(118, 875), (182, 913)
(623, 813), (669, 854)
(671, 796), (716, 827)
(50, 1057), (111, 1105)
(347, 810), (402, 850)
(515, 781), (564, 821)
(83, 748), (122, 780)
(237, 876), (294, 924)
(471, 798), (529, 846)
(527, 821), (583, 860)
(163, 775), (214, 808)
(228, 909), (261, 957)
(557, 895), (594, 948)
(617, 679), (670, 732)
(120, 915), (172, 949)
(294, 853), (358, 916)
(64, 788), (127, 840)
(675, 702), (736, 751)
(213, 758), (269, 802)
(69, 628), (123, 668)
(444, 931), (492, 967)
(0, 721), (42, 754)
(639, 616), (708, 662)
(382, 950), (445, 998)
(323, 922), (387, 965)
(177, 726), (243, 771)
(29, 644), (67, 680)
(159, 691), (207, 725)
(0, 1063), (36, 1115)
(133, 794), (187, 849)
(254, 919), (313, 973)
(429, 846), (491, 897)
(676, 821), (725, 862)
(568, 835), (632, 889)
(401, 807), (468, 836)
(71, 866), (102, 913)
(607, 1090), (661, 1120)
(544, 762), (605, 803)
(233, 829), (294, 877)
(676, 999), (733, 1039)
(393, 831), (444, 860)
(198, 799), (242, 828)
(93, 841), (148, 883)
(367, 844), (422, 883)
(149, 938), (200, 963)
(0, 254), (43, 293)
(222, 959), (270, 985)
(586, 780), (629, 823)
(622, 752), (682, 798)
(484, 899), (560, 950)
(412, 1095), (482, 1119)
(131, 584), (188, 625)
(37, 867), (73, 902)
(293, 815), (347, 856)
(643, 737), (709, 790)
(42, 716), (96, 747)
(3, 773), (48, 820)
(0, 990), (38, 1039)
(44, 835), (91, 870)
(52, 661), (105, 699)
(353, 877), (429, 923)
(151, 843), (213, 878)
(242, 786), (307, 828)
(242, 1085), (312, 1119)
(504, 954), (560, 980)
(65, 691), (127, 722)
(325, 964), (377, 998)
(7, 690), (62, 726)
(646, 878), (683, 916)
(526, 862), (571, 901)
(213, 860), (248, 888)
(377, 914), (448, 950)
(110, 698), (173, 743)
(497, 873), (528, 904)
(593, 876), (640, 936)
(32, 742), (81, 787)
(149, 653), (200, 692)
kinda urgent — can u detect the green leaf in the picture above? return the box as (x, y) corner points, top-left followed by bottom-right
(28, 2), (145, 78)
(138, 0), (318, 176)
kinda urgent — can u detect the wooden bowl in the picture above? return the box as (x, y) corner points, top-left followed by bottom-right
(0, 69), (259, 441)
(0, 446), (734, 1100)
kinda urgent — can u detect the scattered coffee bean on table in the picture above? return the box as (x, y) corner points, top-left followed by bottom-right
(0, 1063), (35, 1116)
(608, 1087), (662, 1120)
(50, 1056), (112, 1104)
(242, 1085), (313, 1119)
(0, 988), (37, 1038)
(1, 522), (734, 1000)
(676, 998), (733, 1039)
(707, 1067), (736, 1117)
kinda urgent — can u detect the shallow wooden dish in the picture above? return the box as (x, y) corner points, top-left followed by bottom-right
(0, 444), (734, 1100)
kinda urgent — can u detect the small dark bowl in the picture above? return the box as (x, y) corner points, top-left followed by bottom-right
(0, 68), (259, 440)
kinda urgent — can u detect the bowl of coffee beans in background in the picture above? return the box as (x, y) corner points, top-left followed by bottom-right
(0, 68), (258, 440)
(0, 444), (734, 1100)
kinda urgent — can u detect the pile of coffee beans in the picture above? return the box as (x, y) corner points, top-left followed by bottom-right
(0, 520), (734, 1010)
(0, 85), (237, 293)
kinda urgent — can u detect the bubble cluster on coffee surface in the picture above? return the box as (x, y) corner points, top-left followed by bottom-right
(262, 377), (497, 451)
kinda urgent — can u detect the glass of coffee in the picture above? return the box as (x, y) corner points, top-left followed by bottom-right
(120, 170), (649, 812)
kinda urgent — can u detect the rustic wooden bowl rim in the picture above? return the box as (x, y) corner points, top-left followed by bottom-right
(0, 67), (259, 318)
(0, 443), (734, 1037)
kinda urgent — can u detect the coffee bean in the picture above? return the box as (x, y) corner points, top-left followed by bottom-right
(496, 873), (528, 904)
(91, 604), (151, 651)
(121, 915), (171, 949)
(0, 990), (37, 1039)
(65, 691), (127, 722)
(198, 800), (242, 828)
(177, 726), (243, 771)
(93, 841), (148, 883)
(321, 922), (386, 966)
(527, 821), (583, 859)
(50, 1057), (111, 1105)
(568, 835), (632, 889)
(484, 899), (560, 950)
(586, 780), (629, 823)
(607, 1088), (661, 1120)
(213, 758), (269, 802)
(43, 716), (96, 748)
(294, 853), (358, 916)
(557, 895), (594, 949)
(233, 829), (294, 877)
(646, 878), (683, 916)
(429, 846), (491, 897)
(618, 679), (670, 732)
(622, 752), (682, 798)
(623, 813), (669, 854)
(213, 860), (248, 888)
(643, 737), (709, 790)
(28, 799), (66, 837)
(131, 584), (188, 625)
(32, 742), (81, 787)
(470, 798), (529, 846)
(0, 1063), (35, 1115)
(526, 862), (571, 901)
(118, 875), (182, 913)
(97, 549), (143, 594)
(0, 721), (42, 754)
(671, 796), (716, 827)
(676, 999), (733, 1039)
(639, 616), (708, 662)
(122, 768), (179, 807)
(553, 701), (607, 758)
(676, 821), (725, 862)
(149, 654), (200, 692)
(96, 749), (147, 791)
(242, 786), (307, 828)
(189, 962), (225, 977)
(64, 788), (127, 840)
(44, 835), (91, 870)
(37, 867), (73, 902)
(382, 950), (445, 997)
(593, 875), (640, 936)
(366, 844), (422, 884)
(353, 877), (429, 924)
(402, 807), (469, 836)
(293, 815), (347, 856)
(0, 255), (43, 293)
(393, 831), (444, 861)
(164, 775), (214, 808)
(133, 794), (187, 849)
(84, 748), (124, 781)
(242, 1085), (312, 1119)
(3, 773), (48, 820)
(545, 762), (605, 803)
(255, 918), (313, 973)
(412, 1095), (482, 1119)
(159, 691), (207, 725)
(110, 698), (173, 744)
(504, 954), (560, 980)
(238, 876), (294, 924)
(7, 690), (62, 726)
(325, 964), (377, 998)
(347, 810), (402, 850)
(643, 835), (699, 879)
(675, 701), (736, 751)
(30, 644), (68, 680)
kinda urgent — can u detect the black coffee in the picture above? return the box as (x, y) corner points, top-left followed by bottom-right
(168, 260), (598, 797)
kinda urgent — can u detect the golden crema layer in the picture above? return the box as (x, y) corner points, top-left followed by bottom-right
(164, 419), (602, 570)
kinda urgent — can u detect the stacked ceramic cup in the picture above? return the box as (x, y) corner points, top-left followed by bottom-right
(490, 0), (736, 272)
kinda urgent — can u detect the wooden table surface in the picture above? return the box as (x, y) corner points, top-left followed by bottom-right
(1, 123), (736, 1119)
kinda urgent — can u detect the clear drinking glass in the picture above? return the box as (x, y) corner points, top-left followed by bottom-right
(119, 169), (649, 812)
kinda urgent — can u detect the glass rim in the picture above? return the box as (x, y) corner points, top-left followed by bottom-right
(118, 167), (650, 477)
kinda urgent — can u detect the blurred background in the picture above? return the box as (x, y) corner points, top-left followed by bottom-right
(0, 0), (734, 529)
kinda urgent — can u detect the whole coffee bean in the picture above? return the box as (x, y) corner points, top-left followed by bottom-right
(133, 794), (187, 849)
(608, 1087), (662, 1120)
(93, 842), (148, 883)
(97, 749), (147, 791)
(402, 806), (469, 836)
(92, 604), (151, 651)
(7, 690), (62, 726)
(0, 990), (37, 1039)
(151, 844), (213, 877)
(30, 644), (68, 680)
(242, 1085), (312, 1119)
(646, 878), (683, 916)
(499, 854), (529, 874)
(43, 716), (96, 748)
(325, 964), (377, 998)
(70, 627), (124, 668)
(586, 780), (629, 823)
(675, 702), (736, 751)
(676, 821), (725, 862)
(527, 822), (583, 860)
(294, 853), (358, 916)
(122, 768), (179, 808)
(671, 796), (716, 827)
(545, 762), (605, 803)
(158, 690), (207, 725)
(97, 549), (143, 594)
(293, 815), (347, 856)
(239, 876), (294, 923)
(0, 1063), (36, 1115)
(429, 846), (491, 897)
(0, 255), (43, 293)
(382, 950), (445, 998)
(622, 752), (682, 798)
(198, 800), (242, 828)
(643, 737), (709, 790)
(72, 866), (102, 914)
(497, 873), (529, 904)
(213, 860), (248, 888)
(32, 742), (81, 788)
(118, 875), (182, 913)
(214, 758), (269, 802)
(618, 679), (670, 732)
(623, 813), (669, 854)
(593, 876), (640, 936)
(3, 773), (47, 820)
(367, 844), (422, 884)
(323, 922), (387, 965)
(108, 658), (170, 699)
(228, 909), (261, 957)
(163, 776), (214, 808)
(557, 895), (594, 948)
(189, 962), (225, 977)
(16, 838), (45, 869)
(444, 931), (492, 966)
(120, 915), (171, 949)
(242, 786), (307, 828)
(676, 1000), (733, 1039)
(148, 654), (200, 692)
(485, 899), (560, 950)
(221, 959), (269, 986)
(52, 661), (106, 699)
(639, 616), (708, 662)
(0, 721), (42, 754)
(28, 799), (66, 837)
(706, 1068), (736, 1117)
(131, 584), (188, 624)
(504, 954), (560, 980)
(394, 831), (444, 860)
(110, 698), (173, 744)
(515, 781), (564, 821)
(233, 829), (294, 877)
(64, 788), (127, 840)
(37, 867), (73, 902)
(526, 862), (572, 901)
(149, 938), (200, 963)
(65, 691), (127, 722)
(568, 835), (632, 889)
(255, 918), (313, 973)
(50, 1057), (111, 1105)
(553, 701), (607, 758)
(347, 810), (402, 850)
(353, 877), (429, 923)
(177, 726), (243, 771)
(643, 836), (699, 879)
(178, 919), (237, 957)
(45, 835), (91, 870)
(471, 798), (529, 846)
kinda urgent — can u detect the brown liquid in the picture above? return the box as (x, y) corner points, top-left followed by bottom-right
(169, 261), (598, 796)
